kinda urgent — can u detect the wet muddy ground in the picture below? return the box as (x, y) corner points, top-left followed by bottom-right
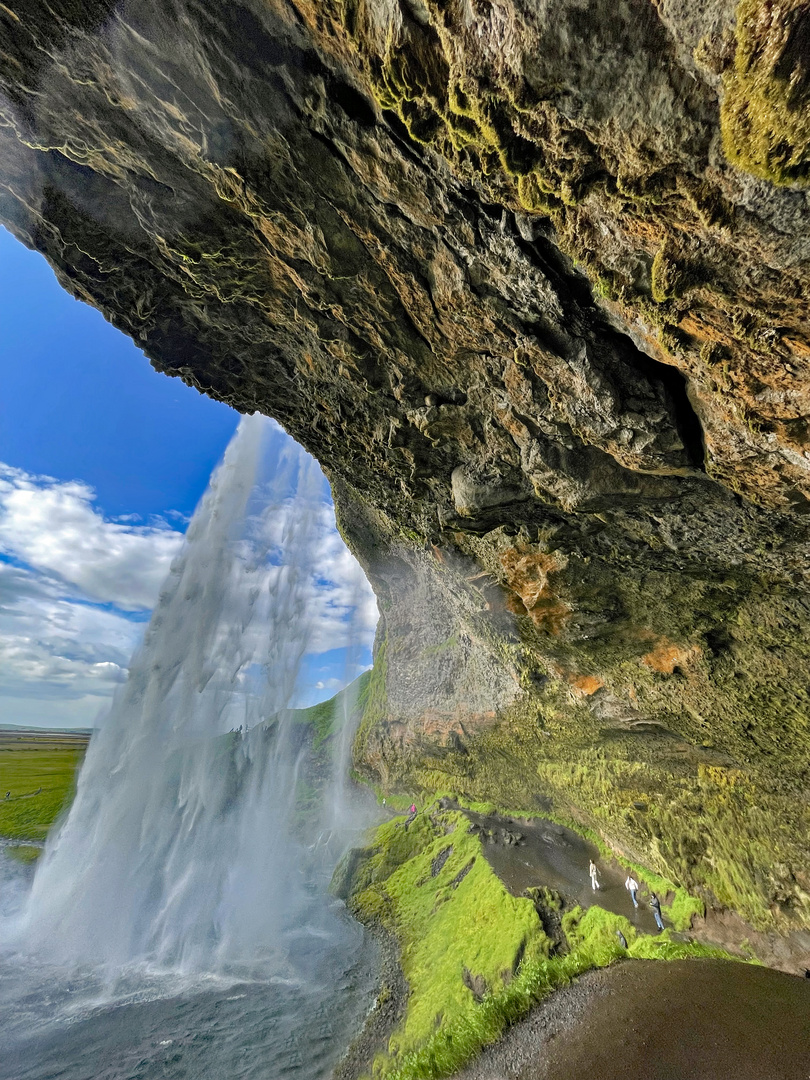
(454, 958), (810, 1080)
(460, 808), (661, 934)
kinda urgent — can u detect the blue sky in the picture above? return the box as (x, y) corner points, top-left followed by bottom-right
(0, 227), (238, 520)
(0, 227), (375, 727)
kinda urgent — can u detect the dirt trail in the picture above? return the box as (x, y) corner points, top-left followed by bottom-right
(459, 807), (661, 934)
(445, 805), (810, 1079)
(454, 959), (810, 1080)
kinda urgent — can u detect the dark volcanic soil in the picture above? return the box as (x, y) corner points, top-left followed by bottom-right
(462, 809), (661, 933)
(453, 959), (810, 1080)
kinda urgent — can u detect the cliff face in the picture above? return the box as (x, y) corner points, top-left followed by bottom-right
(2, 0), (810, 940)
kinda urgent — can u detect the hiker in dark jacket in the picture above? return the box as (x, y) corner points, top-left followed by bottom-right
(650, 892), (665, 931)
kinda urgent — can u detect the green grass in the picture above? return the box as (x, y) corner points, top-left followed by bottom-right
(353, 638), (388, 769)
(288, 671), (372, 749)
(348, 811), (733, 1080)
(424, 791), (706, 934)
(0, 744), (85, 842)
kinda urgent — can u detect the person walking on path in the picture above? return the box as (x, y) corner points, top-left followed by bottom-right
(650, 892), (665, 931)
(589, 859), (600, 891)
(625, 874), (639, 909)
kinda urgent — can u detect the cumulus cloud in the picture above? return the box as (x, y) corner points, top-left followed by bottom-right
(248, 495), (378, 656)
(0, 561), (146, 728)
(0, 464), (184, 610)
(304, 501), (378, 653)
(0, 452), (378, 728)
(0, 464), (185, 727)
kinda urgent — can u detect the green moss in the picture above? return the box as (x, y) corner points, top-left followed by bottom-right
(721, 0), (810, 184)
(353, 635), (389, 768)
(6, 844), (41, 864)
(355, 618), (810, 932)
(666, 889), (706, 932)
(354, 811), (547, 1074)
(650, 240), (691, 303)
(348, 814), (737, 1079)
(420, 634), (459, 658)
(517, 174), (563, 215)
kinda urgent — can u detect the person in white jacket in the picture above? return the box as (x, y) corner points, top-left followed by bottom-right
(589, 859), (600, 891)
(625, 874), (639, 908)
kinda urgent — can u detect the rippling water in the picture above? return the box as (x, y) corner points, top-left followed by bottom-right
(0, 417), (380, 1079)
(0, 853), (378, 1080)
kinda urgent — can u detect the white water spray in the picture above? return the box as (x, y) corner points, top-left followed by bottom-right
(11, 415), (374, 978)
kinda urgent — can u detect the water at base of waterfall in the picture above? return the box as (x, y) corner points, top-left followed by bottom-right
(0, 415), (380, 1078)
(0, 851), (378, 1080)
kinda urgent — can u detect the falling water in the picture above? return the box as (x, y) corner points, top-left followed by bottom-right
(0, 414), (379, 1079)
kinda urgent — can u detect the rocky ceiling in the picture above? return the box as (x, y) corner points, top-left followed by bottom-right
(2, 0), (810, 947)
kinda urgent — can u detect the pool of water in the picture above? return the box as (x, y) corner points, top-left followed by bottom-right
(0, 853), (378, 1080)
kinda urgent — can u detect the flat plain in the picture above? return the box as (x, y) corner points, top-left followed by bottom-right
(0, 731), (89, 842)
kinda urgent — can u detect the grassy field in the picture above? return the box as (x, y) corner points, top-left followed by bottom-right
(0, 733), (88, 843)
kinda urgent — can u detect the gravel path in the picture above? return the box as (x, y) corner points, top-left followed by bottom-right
(453, 959), (810, 1080)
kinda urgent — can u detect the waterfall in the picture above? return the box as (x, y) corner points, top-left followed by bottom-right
(12, 414), (374, 979)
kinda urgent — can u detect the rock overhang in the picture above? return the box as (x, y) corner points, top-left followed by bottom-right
(2, 0), (810, 941)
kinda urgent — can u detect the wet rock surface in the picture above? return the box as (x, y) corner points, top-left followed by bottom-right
(2, 1), (810, 939)
(452, 959), (810, 1080)
(462, 808), (662, 936)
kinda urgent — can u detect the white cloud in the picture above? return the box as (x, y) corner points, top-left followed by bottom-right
(0, 464), (183, 727)
(0, 464), (184, 611)
(258, 496), (378, 655)
(0, 453), (379, 729)
(0, 561), (144, 707)
(314, 678), (342, 691)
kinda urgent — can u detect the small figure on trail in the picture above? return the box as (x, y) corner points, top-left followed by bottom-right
(625, 874), (639, 909)
(589, 859), (600, 891)
(649, 892), (665, 932)
(615, 930), (628, 949)
(404, 803), (417, 831)
(5, 791), (9, 799)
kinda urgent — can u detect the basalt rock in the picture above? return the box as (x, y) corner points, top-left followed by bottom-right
(2, 0), (810, 946)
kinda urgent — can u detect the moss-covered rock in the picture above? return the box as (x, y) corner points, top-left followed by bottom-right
(721, 0), (810, 185)
(339, 808), (734, 1079)
(2, 0), (810, 970)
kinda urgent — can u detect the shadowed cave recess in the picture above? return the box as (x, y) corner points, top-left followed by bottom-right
(2, 0), (810, 967)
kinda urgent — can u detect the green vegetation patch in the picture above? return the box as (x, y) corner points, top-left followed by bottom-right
(353, 638), (388, 769)
(352, 564), (810, 932)
(0, 743), (85, 842)
(721, 0), (810, 184)
(347, 810), (731, 1079)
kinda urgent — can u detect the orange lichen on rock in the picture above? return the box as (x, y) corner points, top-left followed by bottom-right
(500, 548), (569, 634)
(569, 674), (604, 697)
(641, 639), (700, 674)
